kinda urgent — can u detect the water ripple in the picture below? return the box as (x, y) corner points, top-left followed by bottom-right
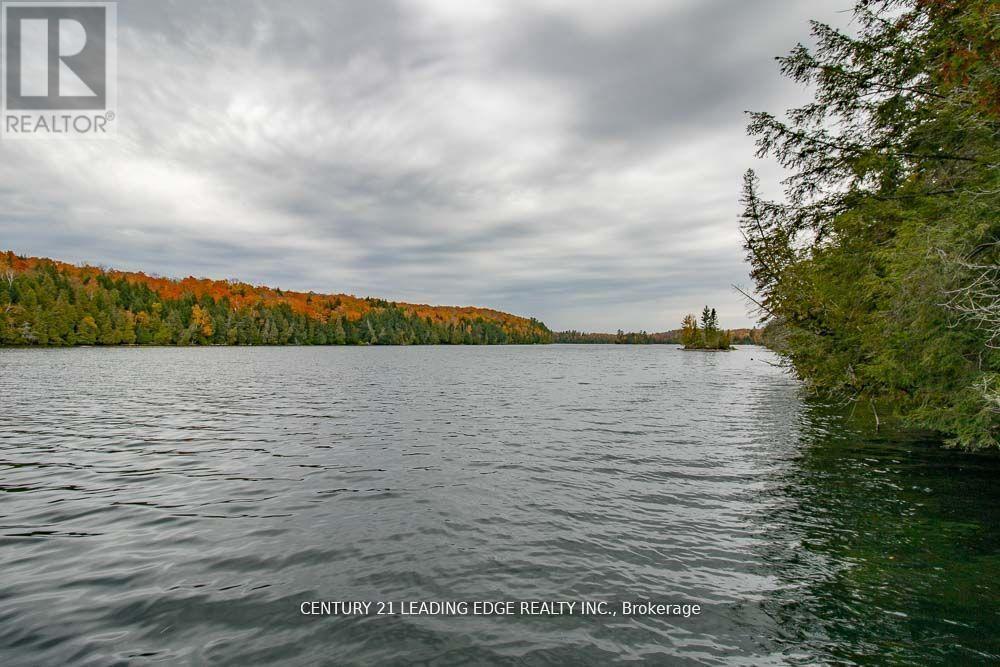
(1, 346), (998, 665)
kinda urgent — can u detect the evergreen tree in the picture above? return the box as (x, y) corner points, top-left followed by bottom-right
(740, 0), (999, 448)
(0, 255), (552, 349)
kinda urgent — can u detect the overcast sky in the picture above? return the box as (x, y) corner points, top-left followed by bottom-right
(1, 0), (853, 331)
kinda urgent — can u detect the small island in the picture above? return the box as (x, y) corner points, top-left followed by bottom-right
(680, 306), (733, 350)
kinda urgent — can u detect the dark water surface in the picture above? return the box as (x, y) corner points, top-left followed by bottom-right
(1, 346), (998, 665)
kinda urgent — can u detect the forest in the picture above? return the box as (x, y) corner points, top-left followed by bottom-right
(740, 0), (998, 448)
(0, 253), (552, 346)
(553, 330), (679, 344)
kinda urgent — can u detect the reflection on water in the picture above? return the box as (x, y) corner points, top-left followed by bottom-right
(756, 403), (1000, 665)
(0, 346), (997, 665)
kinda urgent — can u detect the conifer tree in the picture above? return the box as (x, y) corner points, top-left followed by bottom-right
(740, 0), (999, 448)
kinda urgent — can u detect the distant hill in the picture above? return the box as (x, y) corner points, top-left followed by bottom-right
(553, 328), (762, 345)
(0, 251), (551, 346)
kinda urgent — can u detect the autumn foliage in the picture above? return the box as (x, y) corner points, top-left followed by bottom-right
(0, 251), (551, 346)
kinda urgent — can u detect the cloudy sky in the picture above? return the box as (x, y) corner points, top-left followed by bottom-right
(1, 0), (853, 331)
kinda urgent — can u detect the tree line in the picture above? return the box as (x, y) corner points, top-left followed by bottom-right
(0, 254), (552, 346)
(554, 316), (758, 346)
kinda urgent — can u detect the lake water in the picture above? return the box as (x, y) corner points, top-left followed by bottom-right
(1, 345), (998, 665)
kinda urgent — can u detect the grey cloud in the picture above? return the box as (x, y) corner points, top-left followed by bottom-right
(0, 0), (854, 331)
(496, 0), (846, 148)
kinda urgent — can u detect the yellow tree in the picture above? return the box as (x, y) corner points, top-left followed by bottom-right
(680, 314), (699, 348)
(190, 304), (214, 341)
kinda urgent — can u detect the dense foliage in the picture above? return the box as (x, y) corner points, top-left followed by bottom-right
(679, 306), (734, 350)
(741, 0), (999, 448)
(0, 253), (551, 346)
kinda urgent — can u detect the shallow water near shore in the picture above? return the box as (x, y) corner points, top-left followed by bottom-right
(1, 345), (998, 665)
